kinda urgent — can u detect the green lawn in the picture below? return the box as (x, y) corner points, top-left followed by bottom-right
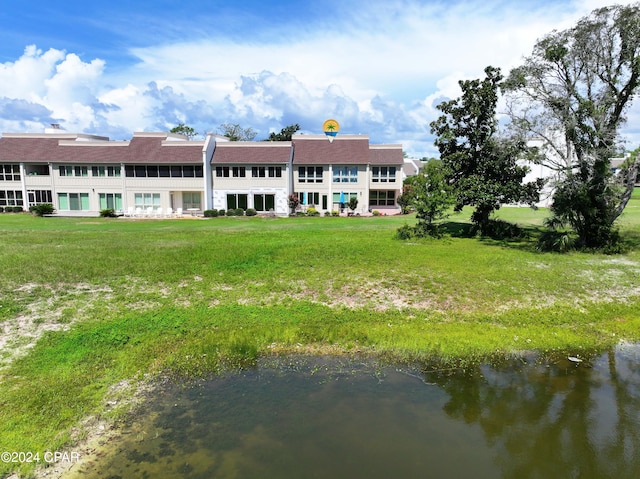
(1, 204), (639, 476)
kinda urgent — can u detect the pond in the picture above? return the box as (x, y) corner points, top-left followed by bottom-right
(69, 342), (640, 479)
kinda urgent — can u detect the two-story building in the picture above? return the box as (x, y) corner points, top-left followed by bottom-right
(0, 127), (404, 216)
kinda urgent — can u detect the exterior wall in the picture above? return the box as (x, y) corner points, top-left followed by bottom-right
(293, 164), (373, 214)
(367, 164), (402, 213)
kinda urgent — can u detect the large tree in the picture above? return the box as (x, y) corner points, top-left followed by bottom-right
(430, 66), (542, 234)
(504, 3), (640, 248)
(218, 123), (257, 141)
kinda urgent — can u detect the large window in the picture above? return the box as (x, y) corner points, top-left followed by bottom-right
(99, 193), (123, 210)
(27, 190), (53, 205)
(0, 164), (21, 181)
(333, 167), (358, 183)
(183, 192), (201, 210)
(227, 193), (248, 210)
(92, 166), (121, 177)
(0, 190), (23, 206)
(372, 166), (396, 183)
(369, 190), (396, 206)
(126, 165), (203, 178)
(232, 166), (246, 178)
(254, 194), (275, 212)
(134, 193), (161, 209)
(216, 166), (230, 177)
(299, 166), (323, 183)
(58, 193), (89, 210)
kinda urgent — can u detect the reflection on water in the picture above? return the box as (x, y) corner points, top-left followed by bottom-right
(72, 343), (640, 479)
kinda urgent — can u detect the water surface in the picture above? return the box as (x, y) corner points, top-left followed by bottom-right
(72, 343), (640, 479)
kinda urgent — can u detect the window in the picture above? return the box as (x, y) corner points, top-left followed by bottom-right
(369, 190), (396, 206)
(252, 166), (266, 178)
(0, 164), (21, 181)
(125, 165), (203, 178)
(92, 166), (121, 177)
(27, 190), (53, 204)
(183, 192), (201, 210)
(232, 166), (246, 178)
(268, 166), (282, 178)
(332, 192), (358, 204)
(226, 193), (248, 210)
(372, 166), (396, 183)
(58, 165), (89, 177)
(0, 190), (23, 206)
(99, 193), (123, 210)
(134, 193), (161, 209)
(333, 167), (358, 183)
(57, 192), (89, 210)
(254, 194), (275, 212)
(298, 191), (320, 205)
(216, 166), (230, 177)
(299, 166), (323, 183)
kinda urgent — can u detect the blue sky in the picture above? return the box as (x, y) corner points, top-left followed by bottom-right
(0, 0), (638, 157)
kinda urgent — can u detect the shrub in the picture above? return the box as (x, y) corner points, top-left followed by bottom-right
(218, 209), (225, 216)
(306, 207), (319, 216)
(29, 204), (54, 216)
(235, 208), (245, 216)
(324, 211), (331, 217)
(295, 211), (306, 216)
(99, 208), (117, 217)
(331, 210), (339, 217)
(245, 208), (257, 216)
(395, 224), (415, 240)
(0, 207), (4, 213)
(12, 206), (24, 213)
(287, 194), (300, 214)
(204, 209), (218, 217)
(226, 209), (236, 216)
(372, 210), (381, 216)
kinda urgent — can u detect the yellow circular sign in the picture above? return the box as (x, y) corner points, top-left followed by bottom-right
(322, 119), (340, 134)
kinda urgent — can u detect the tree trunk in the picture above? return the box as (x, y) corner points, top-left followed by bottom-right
(613, 157), (638, 221)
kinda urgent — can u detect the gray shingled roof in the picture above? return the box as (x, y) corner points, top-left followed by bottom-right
(0, 134), (204, 164)
(292, 136), (370, 165)
(212, 142), (291, 164)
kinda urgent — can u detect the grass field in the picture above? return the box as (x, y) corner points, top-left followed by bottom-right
(1, 198), (639, 476)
